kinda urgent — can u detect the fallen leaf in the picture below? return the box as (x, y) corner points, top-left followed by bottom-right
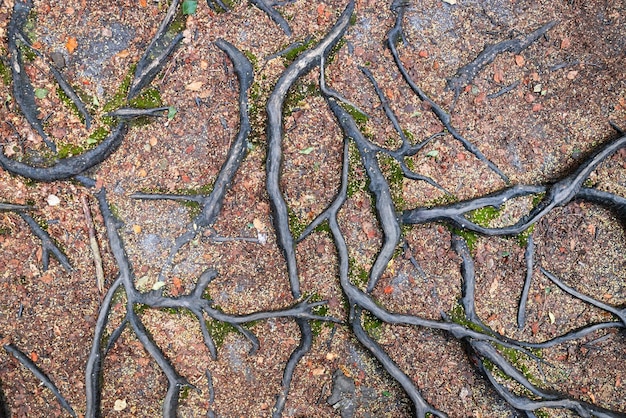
(514, 55), (525, 67)
(418, 49), (429, 58)
(312, 367), (325, 376)
(560, 37), (571, 49)
(29, 352), (38, 362)
(489, 277), (499, 295)
(383, 285), (393, 294)
(299, 146), (314, 155)
(65, 36), (78, 54)
(532, 103), (543, 112)
(531, 321), (539, 335)
(253, 218), (265, 232)
(152, 281), (166, 291)
(185, 81), (204, 91)
(548, 312), (555, 324)
(113, 399), (127, 411)
(173, 277), (182, 289)
(139, 0), (147, 6)
(132, 224), (142, 234)
(40, 272), (54, 284)
(442, 0), (457, 4)
(566, 70), (578, 80)
(493, 66), (504, 83)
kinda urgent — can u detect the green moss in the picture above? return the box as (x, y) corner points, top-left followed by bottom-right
(133, 303), (149, 315)
(56, 87), (83, 123)
(424, 193), (458, 208)
(349, 257), (369, 288)
(466, 206), (501, 228)
(56, 143), (86, 159)
(516, 224), (535, 247)
(179, 385), (191, 400)
(288, 207), (307, 239)
(447, 303), (485, 334)
(281, 38), (316, 66)
(205, 317), (237, 347)
(531, 192), (545, 208)
(404, 157), (415, 171)
(305, 293), (332, 336)
(378, 154), (405, 211)
(313, 221), (331, 234)
(448, 226), (479, 253)
(88, 126), (110, 144)
(534, 410), (550, 418)
(493, 342), (543, 388)
(326, 38), (346, 65)
(102, 65), (135, 113)
(349, 12), (357, 26)
(242, 50), (259, 70)
(340, 102), (368, 129)
(128, 87), (162, 109)
(361, 309), (383, 340)
(283, 81), (318, 117)
(347, 141), (368, 198)
(0, 58), (11, 85)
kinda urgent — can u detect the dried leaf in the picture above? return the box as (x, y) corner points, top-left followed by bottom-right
(442, 0), (457, 4)
(514, 54), (525, 67)
(299, 146), (314, 155)
(185, 81), (203, 91)
(493, 66), (504, 83)
(548, 312), (555, 324)
(65, 36), (78, 54)
(113, 399), (127, 411)
(139, 0), (147, 6)
(152, 281), (166, 290)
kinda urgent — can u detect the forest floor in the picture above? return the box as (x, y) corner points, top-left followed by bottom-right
(0, 0), (625, 417)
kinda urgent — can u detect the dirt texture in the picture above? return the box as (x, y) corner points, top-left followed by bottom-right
(0, 0), (625, 417)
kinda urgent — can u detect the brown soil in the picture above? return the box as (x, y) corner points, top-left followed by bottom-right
(0, 0), (625, 417)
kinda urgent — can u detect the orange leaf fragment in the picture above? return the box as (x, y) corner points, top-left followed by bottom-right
(531, 321), (539, 335)
(139, 0), (148, 6)
(383, 285), (393, 295)
(29, 351), (38, 362)
(418, 49), (429, 58)
(316, 3), (325, 16)
(514, 54), (525, 67)
(173, 277), (182, 289)
(493, 66), (504, 83)
(32, 41), (42, 50)
(40, 272), (54, 284)
(65, 36), (78, 54)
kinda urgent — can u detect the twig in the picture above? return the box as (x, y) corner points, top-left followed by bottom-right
(81, 195), (105, 292)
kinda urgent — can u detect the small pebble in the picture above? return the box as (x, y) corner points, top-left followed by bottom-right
(47, 194), (60, 206)
(50, 51), (65, 68)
